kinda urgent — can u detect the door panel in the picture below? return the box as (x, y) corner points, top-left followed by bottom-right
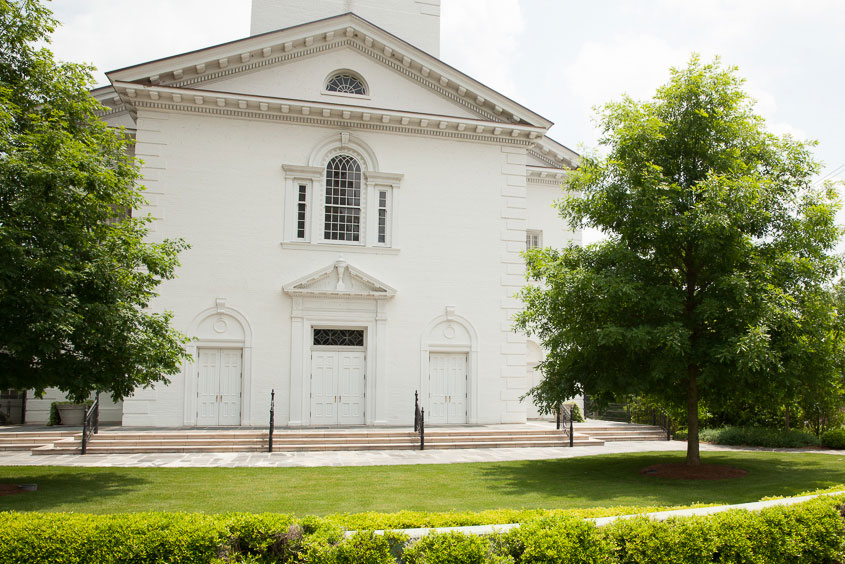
(338, 351), (365, 425)
(311, 350), (365, 425)
(218, 350), (242, 425)
(428, 353), (449, 424)
(196, 348), (242, 426)
(429, 353), (467, 424)
(446, 354), (467, 424)
(311, 351), (338, 425)
(197, 349), (220, 426)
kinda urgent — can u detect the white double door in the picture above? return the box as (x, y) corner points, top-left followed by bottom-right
(428, 353), (467, 424)
(197, 348), (242, 426)
(311, 350), (366, 425)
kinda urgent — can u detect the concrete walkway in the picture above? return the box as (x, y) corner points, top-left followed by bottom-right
(1, 440), (840, 468)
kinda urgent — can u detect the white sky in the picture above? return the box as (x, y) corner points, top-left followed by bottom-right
(49, 0), (845, 238)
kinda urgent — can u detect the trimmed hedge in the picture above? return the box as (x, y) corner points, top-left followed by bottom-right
(822, 428), (845, 449)
(1, 495), (843, 563)
(686, 426), (821, 448)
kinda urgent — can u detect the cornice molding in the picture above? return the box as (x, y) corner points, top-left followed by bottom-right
(134, 99), (536, 146)
(529, 148), (569, 169)
(527, 166), (569, 186)
(364, 171), (404, 185)
(281, 164), (322, 178)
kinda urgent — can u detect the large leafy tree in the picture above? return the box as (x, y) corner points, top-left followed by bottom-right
(516, 56), (842, 465)
(0, 0), (190, 401)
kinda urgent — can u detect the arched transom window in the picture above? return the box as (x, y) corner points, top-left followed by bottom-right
(324, 154), (362, 242)
(326, 73), (367, 95)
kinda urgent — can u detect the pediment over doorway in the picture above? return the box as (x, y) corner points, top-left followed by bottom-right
(282, 258), (396, 299)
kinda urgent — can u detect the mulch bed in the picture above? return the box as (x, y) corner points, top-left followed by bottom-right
(0, 484), (32, 497)
(640, 463), (748, 480)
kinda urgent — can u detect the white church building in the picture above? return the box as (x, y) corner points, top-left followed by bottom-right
(26, 0), (580, 427)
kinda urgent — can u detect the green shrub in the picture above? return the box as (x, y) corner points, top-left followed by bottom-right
(404, 531), (511, 564)
(565, 403), (585, 423)
(695, 426), (819, 448)
(0, 497), (842, 563)
(307, 530), (404, 564)
(605, 495), (845, 564)
(0, 512), (226, 564)
(503, 516), (611, 564)
(821, 427), (845, 449)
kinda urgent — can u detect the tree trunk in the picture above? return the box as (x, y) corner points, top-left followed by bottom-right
(686, 364), (700, 466)
(784, 405), (790, 431)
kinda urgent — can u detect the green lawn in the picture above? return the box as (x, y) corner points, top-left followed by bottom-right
(1, 451), (843, 515)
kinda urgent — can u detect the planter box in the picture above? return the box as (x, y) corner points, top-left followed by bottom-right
(56, 404), (85, 426)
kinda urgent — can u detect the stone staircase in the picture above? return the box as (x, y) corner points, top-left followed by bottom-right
(576, 423), (668, 442)
(0, 429), (77, 451)
(0, 422), (668, 455)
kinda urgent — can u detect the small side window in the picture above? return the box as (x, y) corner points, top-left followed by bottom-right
(296, 184), (308, 239)
(526, 229), (542, 250)
(377, 189), (389, 244)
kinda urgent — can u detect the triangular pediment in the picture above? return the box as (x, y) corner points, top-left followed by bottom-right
(283, 259), (396, 299)
(106, 13), (552, 129)
(190, 45), (481, 120)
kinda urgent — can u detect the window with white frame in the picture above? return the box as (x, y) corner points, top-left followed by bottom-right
(281, 137), (402, 249)
(296, 183), (308, 239)
(526, 229), (542, 250)
(377, 189), (390, 245)
(325, 72), (367, 95)
(324, 154), (362, 242)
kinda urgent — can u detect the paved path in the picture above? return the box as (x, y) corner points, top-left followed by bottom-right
(1, 441), (839, 468)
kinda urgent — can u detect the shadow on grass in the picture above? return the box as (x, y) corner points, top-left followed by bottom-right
(472, 452), (845, 508)
(0, 469), (150, 512)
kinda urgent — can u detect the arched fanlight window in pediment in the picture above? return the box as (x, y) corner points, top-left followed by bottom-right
(325, 71), (367, 95)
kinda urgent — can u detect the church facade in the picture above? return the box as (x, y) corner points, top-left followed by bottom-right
(25, 0), (580, 427)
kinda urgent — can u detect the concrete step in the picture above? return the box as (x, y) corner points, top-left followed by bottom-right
(595, 434), (669, 442)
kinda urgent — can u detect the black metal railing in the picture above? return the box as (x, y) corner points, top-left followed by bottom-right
(653, 409), (672, 441)
(629, 403), (673, 441)
(556, 403), (574, 447)
(268, 389), (275, 453)
(80, 393), (100, 455)
(414, 390), (424, 450)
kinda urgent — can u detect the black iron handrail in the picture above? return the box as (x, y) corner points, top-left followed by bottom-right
(268, 389), (275, 453)
(414, 390), (421, 433)
(414, 390), (424, 450)
(80, 393), (100, 455)
(654, 409), (672, 441)
(556, 403), (574, 447)
(629, 403), (673, 441)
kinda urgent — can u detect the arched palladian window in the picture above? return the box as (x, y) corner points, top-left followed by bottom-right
(325, 72), (367, 95)
(324, 154), (362, 242)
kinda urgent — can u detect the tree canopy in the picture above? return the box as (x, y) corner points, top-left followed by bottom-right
(0, 0), (190, 401)
(516, 56), (843, 465)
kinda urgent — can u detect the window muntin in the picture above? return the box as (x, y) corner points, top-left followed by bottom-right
(324, 155), (362, 242)
(313, 328), (365, 347)
(526, 229), (542, 250)
(325, 73), (366, 95)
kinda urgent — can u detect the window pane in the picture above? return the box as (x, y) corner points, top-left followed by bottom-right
(313, 329), (365, 347)
(377, 190), (387, 244)
(326, 73), (366, 95)
(325, 155), (362, 242)
(297, 184), (307, 239)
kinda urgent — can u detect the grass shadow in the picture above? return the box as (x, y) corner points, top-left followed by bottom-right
(0, 468), (150, 512)
(471, 451), (845, 509)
